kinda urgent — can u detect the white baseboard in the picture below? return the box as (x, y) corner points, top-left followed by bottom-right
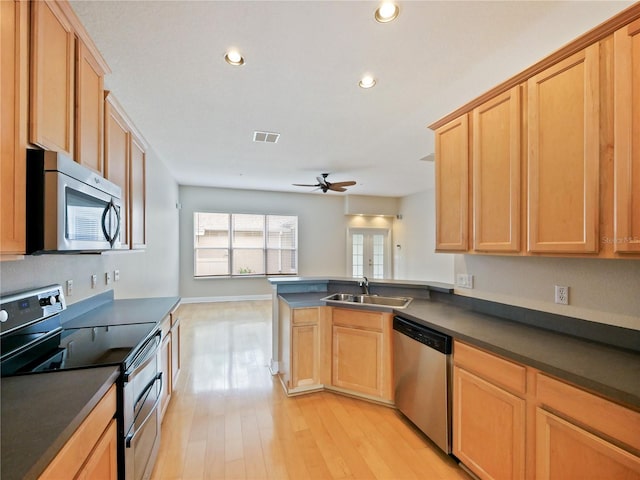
(181, 294), (272, 304)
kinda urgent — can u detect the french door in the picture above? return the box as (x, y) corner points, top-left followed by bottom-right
(348, 228), (391, 279)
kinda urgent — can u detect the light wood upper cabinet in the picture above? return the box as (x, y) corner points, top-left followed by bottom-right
(472, 86), (521, 252)
(75, 38), (106, 174)
(434, 115), (469, 252)
(104, 93), (130, 248)
(1, 0), (28, 256)
(104, 92), (146, 250)
(527, 45), (600, 253)
(130, 134), (146, 249)
(614, 19), (640, 253)
(30, 0), (75, 156)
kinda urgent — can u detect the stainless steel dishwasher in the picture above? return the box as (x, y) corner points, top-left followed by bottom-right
(393, 316), (452, 454)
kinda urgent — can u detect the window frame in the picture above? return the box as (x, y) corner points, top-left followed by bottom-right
(193, 212), (298, 278)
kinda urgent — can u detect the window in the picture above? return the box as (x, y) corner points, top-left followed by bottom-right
(194, 212), (298, 277)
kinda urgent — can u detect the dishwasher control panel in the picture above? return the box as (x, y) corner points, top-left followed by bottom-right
(393, 316), (452, 354)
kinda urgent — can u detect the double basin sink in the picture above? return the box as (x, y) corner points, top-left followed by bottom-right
(322, 293), (413, 309)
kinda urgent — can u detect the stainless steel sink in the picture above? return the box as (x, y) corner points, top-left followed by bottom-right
(322, 293), (412, 309)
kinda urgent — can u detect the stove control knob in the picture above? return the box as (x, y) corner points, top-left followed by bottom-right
(0, 310), (8, 323)
(41, 295), (57, 306)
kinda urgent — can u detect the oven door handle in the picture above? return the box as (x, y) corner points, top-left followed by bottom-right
(123, 331), (161, 382)
(125, 372), (163, 448)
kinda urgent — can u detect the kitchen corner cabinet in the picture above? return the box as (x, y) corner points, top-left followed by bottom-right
(613, 19), (640, 254)
(527, 45), (600, 253)
(30, 0), (109, 171)
(434, 115), (469, 251)
(453, 341), (526, 480)
(159, 315), (172, 421)
(1, 0), (28, 257)
(104, 92), (147, 250)
(472, 86), (522, 252)
(39, 384), (117, 480)
(331, 308), (393, 402)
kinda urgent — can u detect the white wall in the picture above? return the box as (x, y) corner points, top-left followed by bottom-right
(178, 185), (397, 299)
(0, 147), (180, 302)
(394, 187), (455, 283)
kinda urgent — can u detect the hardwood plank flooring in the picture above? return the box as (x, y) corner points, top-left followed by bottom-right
(151, 302), (469, 480)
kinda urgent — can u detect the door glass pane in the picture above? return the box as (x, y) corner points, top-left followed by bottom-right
(352, 234), (364, 277)
(372, 234), (385, 279)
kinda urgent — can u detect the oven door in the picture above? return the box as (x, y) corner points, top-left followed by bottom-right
(44, 170), (121, 251)
(123, 331), (162, 480)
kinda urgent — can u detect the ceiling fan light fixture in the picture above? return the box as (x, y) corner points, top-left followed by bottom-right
(359, 75), (376, 89)
(375, 2), (399, 23)
(224, 49), (245, 66)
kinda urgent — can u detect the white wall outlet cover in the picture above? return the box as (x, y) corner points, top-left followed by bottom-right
(114, 270), (120, 282)
(554, 285), (569, 305)
(105, 272), (112, 285)
(91, 275), (97, 289)
(66, 280), (73, 296)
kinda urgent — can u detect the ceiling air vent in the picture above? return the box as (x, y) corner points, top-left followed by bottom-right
(253, 131), (280, 143)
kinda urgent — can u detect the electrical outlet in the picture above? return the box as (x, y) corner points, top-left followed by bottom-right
(456, 274), (474, 289)
(91, 274), (97, 289)
(114, 270), (120, 282)
(66, 280), (73, 296)
(555, 285), (569, 305)
(105, 272), (112, 285)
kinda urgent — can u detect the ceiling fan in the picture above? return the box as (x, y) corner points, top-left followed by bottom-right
(293, 173), (356, 193)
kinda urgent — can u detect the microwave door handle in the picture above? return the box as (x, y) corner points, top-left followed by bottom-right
(101, 199), (120, 247)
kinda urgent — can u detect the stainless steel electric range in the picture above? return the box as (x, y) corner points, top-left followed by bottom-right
(0, 285), (162, 480)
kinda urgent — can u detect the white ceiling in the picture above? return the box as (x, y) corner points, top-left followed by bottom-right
(70, 0), (632, 197)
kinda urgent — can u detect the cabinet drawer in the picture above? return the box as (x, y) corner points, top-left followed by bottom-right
(39, 384), (117, 479)
(454, 341), (526, 395)
(536, 373), (640, 452)
(332, 308), (384, 331)
(292, 307), (320, 326)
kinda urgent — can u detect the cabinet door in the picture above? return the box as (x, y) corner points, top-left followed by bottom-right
(130, 134), (146, 249)
(171, 318), (181, 390)
(0, 0), (28, 255)
(75, 39), (105, 174)
(535, 408), (640, 480)
(473, 87), (521, 252)
(291, 324), (320, 387)
(104, 94), (130, 248)
(528, 45), (600, 253)
(30, 0), (74, 156)
(453, 366), (525, 480)
(614, 19), (640, 253)
(435, 115), (469, 251)
(159, 325), (172, 421)
(76, 419), (118, 480)
(332, 325), (383, 397)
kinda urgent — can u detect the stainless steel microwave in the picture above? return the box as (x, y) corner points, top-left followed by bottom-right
(26, 150), (122, 253)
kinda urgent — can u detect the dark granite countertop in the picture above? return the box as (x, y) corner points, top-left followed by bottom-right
(278, 293), (640, 409)
(1, 367), (120, 480)
(63, 295), (181, 328)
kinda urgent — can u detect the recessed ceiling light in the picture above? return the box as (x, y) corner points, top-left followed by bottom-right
(375, 2), (399, 23)
(359, 75), (376, 89)
(224, 49), (245, 66)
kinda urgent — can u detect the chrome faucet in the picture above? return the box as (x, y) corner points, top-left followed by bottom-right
(359, 276), (370, 295)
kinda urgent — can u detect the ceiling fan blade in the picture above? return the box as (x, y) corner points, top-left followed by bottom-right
(292, 183), (320, 187)
(329, 181), (356, 188)
(316, 176), (328, 185)
(329, 186), (348, 192)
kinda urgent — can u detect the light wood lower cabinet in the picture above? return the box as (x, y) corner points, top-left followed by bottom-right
(331, 308), (393, 402)
(159, 315), (172, 421)
(453, 341), (640, 480)
(291, 323), (320, 387)
(453, 341), (526, 480)
(39, 384), (117, 479)
(170, 307), (181, 390)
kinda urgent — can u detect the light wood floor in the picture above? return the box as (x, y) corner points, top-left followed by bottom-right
(151, 301), (469, 480)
